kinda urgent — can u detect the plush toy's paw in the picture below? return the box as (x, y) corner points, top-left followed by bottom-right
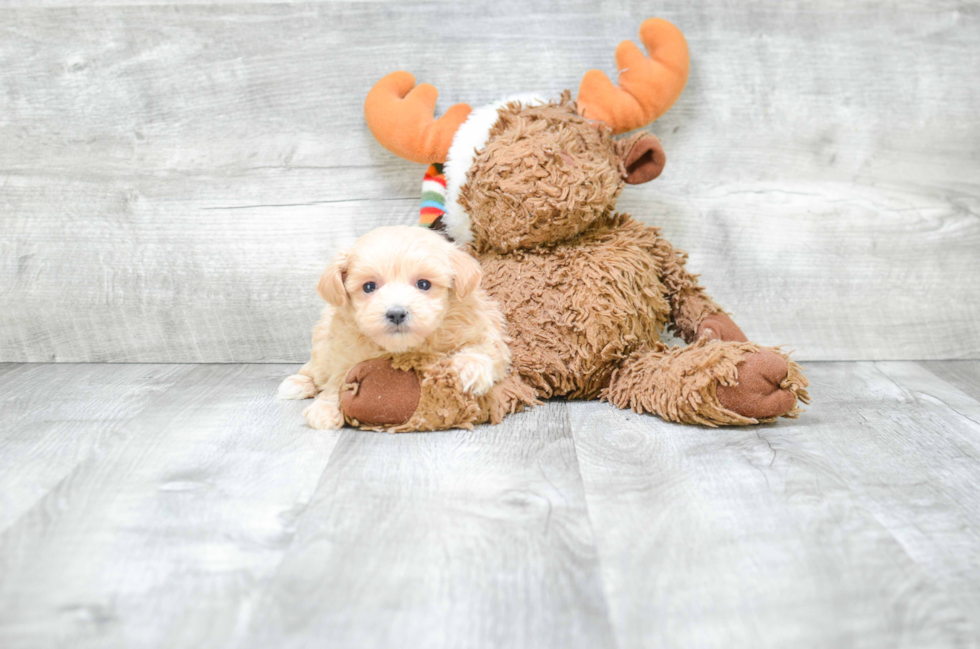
(303, 399), (345, 430)
(340, 358), (421, 427)
(451, 352), (496, 396)
(716, 349), (803, 420)
(278, 374), (316, 400)
(697, 313), (748, 343)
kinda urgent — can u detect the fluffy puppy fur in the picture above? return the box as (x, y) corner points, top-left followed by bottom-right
(278, 225), (511, 430)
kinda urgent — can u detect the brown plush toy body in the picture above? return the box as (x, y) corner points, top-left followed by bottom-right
(479, 212), (807, 425)
(349, 18), (808, 429)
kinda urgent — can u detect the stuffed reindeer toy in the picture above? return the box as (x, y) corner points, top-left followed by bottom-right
(340, 17), (808, 430)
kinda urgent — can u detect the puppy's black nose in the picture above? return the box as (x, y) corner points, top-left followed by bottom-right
(385, 307), (408, 325)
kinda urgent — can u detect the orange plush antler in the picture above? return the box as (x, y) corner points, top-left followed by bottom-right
(364, 71), (472, 164)
(577, 18), (689, 134)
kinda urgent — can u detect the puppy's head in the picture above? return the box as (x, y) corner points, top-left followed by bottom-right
(318, 225), (482, 352)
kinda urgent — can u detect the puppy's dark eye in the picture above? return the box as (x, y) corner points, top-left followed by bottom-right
(363, 281), (377, 294)
(416, 279), (432, 291)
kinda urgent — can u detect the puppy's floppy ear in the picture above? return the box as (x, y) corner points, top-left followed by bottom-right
(449, 247), (482, 300)
(317, 250), (350, 306)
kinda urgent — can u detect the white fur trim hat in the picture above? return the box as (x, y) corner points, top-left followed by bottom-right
(427, 95), (545, 244)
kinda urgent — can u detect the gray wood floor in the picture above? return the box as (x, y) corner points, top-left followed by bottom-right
(2, 361), (980, 648)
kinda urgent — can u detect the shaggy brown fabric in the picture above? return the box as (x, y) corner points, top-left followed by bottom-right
(344, 354), (538, 433)
(603, 339), (809, 426)
(651, 238), (725, 342)
(604, 339), (757, 426)
(460, 93), (627, 254)
(476, 214), (741, 401)
(478, 215), (670, 399)
(340, 358), (421, 427)
(460, 98), (725, 345)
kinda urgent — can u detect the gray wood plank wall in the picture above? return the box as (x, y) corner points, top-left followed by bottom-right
(1, 0), (978, 362)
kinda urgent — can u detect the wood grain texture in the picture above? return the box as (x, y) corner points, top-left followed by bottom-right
(920, 360), (980, 403)
(0, 0), (977, 362)
(2, 361), (980, 646)
(241, 404), (614, 649)
(0, 363), (193, 531)
(0, 363), (25, 381)
(568, 361), (980, 648)
(0, 364), (340, 649)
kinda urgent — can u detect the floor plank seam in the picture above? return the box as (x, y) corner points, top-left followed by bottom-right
(561, 403), (623, 649)
(223, 429), (347, 645)
(875, 362), (980, 429)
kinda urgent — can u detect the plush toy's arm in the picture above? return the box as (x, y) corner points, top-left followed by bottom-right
(654, 237), (748, 344)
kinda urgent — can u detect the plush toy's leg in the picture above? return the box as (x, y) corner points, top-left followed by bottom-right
(340, 358), (422, 427)
(604, 339), (809, 426)
(340, 355), (537, 432)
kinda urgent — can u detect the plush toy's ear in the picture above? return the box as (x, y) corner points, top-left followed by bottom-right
(317, 251), (350, 306)
(618, 134), (666, 184)
(449, 248), (482, 300)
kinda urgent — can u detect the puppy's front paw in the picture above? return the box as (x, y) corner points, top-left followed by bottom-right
(451, 353), (496, 396)
(303, 400), (344, 430)
(278, 374), (316, 400)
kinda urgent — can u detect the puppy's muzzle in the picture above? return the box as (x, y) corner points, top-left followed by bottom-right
(385, 306), (409, 326)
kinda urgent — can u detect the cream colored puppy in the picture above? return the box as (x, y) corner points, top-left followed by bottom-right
(279, 225), (510, 430)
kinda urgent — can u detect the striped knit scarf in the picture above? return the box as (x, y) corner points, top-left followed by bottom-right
(419, 163), (447, 228)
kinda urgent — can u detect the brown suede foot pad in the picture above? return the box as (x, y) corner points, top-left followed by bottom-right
(697, 312), (748, 343)
(341, 358), (421, 427)
(716, 349), (797, 420)
(604, 339), (809, 427)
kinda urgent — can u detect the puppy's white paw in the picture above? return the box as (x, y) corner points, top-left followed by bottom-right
(451, 353), (496, 396)
(278, 374), (316, 400)
(303, 400), (344, 430)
